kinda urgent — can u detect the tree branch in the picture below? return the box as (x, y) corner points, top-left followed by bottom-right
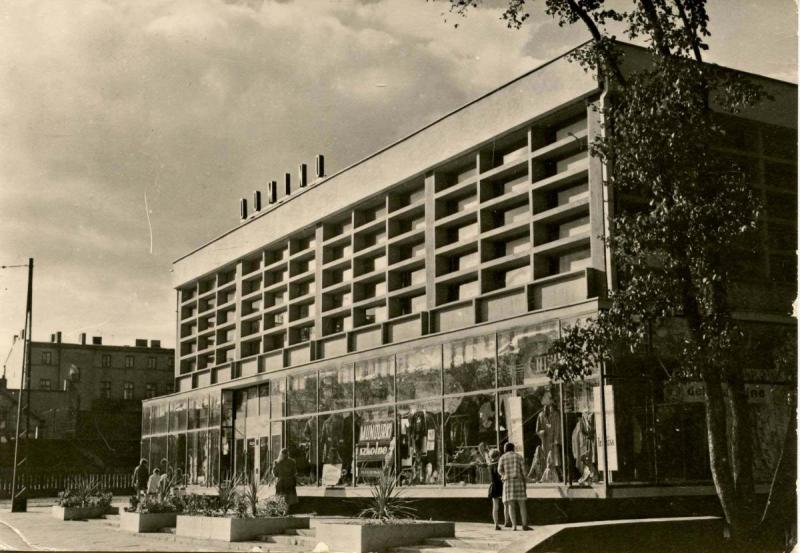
(564, 0), (628, 86)
(639, 0), (672, 57)
(673, 0), (704, 62)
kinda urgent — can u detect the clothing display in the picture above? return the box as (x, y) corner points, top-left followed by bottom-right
(535, 404), (562, 482)
(571, 411), (599, 484)
(321, 414), (344, 465)
(527, 445), (545, 481)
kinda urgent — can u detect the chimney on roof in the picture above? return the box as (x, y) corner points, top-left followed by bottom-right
(253, 190), (262, 213)
(284, 173), (291, 196)
(79, 333), (86, 345)
(240, 198), (248, 221)
(135, 338), (147, 347)
(268, 181), (277, 204)
(0, 376), (7, 390)
(316, 154), (325, 179)
(92, 336), (102, 345)
(150, 339), (161, 348)
(299, 163), (308, 188)
(50, 333), (56, 343)
(56, 331), (62, 343)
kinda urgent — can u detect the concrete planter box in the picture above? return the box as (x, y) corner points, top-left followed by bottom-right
(119, 510), (178, 533)
(175, 515), (309, 542)
(51, 504), (111, 521)
(314, 521), (455, 553)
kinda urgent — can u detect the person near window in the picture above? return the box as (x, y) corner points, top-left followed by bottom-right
(498, 442), (531, 531)
(273, 448), (299, 511)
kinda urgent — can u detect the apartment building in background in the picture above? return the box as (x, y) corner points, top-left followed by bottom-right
(0, 333), (174, 472)
(141, 43), (796, 509)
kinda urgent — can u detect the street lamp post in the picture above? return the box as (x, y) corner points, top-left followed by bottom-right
(10, 258), (33, 512)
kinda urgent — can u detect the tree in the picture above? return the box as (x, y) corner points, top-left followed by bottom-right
(445, 0), (794, 546)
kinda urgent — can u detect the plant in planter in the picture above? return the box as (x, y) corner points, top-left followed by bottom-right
(358, 470), (416, 522)
(53, 477), (114, 520)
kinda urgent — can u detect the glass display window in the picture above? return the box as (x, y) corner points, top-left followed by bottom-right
(286, 416), (318, 485)
(605, 378), (655, 484)
(140, 438), (150, 466)
(396, 400), (442, 486)
(287, 371), (317, 416)
(167, 434), (177, 471)
(354, 406), (395, 486)
(270, 420), (283, 467)
(208, 428), (220, 486)
(319, 363), (354, 412)
(259, 436), (270, 484)
(220, 427), (233, 482)
(396, 345), (442, 402)
(497, 322), (559, 388)
(170, 399), (187, 433)
(500, 385), (564, 485)
(562, 380), (606, 485)
(210, 393), (221, 427)
(150, 435), (166, 471)
(154, 401), (168, 434)
(142, 406), (152, 437)
(175, 433), (187, 479)
(234, 435), (247, 479)
(444, 393), (497, 485)
(318, 411), (354, 486)
(258, 384), (269, 419)
(221, 391), (234, 427)
(246, 386), (259, 419)
(271, 378), (285, 419)
(443, 334), (496, 394)
(355, 355), (395, 407)
(188, 397), (198, 430)
(200, 393), (210, 428)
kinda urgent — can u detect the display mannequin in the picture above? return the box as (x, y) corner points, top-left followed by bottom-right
(571, 410), (598, 484)
(321, 413), (344, 465)
(535, 402), (562, 481)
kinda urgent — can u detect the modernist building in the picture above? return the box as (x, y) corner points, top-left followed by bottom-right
(0, 333), (174, 471)
(142, 44), (796, 502)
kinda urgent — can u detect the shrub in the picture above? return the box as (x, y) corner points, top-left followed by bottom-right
(55, 477), (113, 510)
(137, 495), (183, 514)
(261, 495), (289, 517)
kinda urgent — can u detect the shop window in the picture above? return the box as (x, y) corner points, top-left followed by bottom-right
(270, 421), (283, 468)
(174, 432), (187, 478)
(142, 406), (152, 437)
(270, 378), (285, 419)
(443, 334), (496, 394)
(605, 379), (656, 484)
(396, 345), (442, 402)
(287, 371), (317, 416)
(209, 428), (221, 486)
(258, 384), (269, 420)
(200, 394), (210, 428)
(355, 355), (395, 407)
(210, 394), (222, 427)
(319, 364), (354, 412)
(354, 406), (395, 486)
(286, 416), (318, 486)
(654, 382), (712, 482)
(501, 385), (565, 485)
(396, 401), (442, 486)
(220, 427), (233, 482)
(170, 399), (188, 432)
(318, 411), (354, 486)
(497, 322), (559, 388)
(562, 380), (607, 485)
(444, 393), (497, 485)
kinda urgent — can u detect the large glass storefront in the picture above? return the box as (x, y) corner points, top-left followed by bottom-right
(141, 321), (793, 490)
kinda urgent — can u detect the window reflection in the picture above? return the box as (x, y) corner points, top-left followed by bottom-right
(319, 364), (354, 412)
(286, 416), (317, 485)
(497, 323), (558, 387)
(396, 346), (442, 402)
(287, 371), (317, 416)
(443, 335), (496, 394)
(318, 412), (353, 485)
(355, 356), (395, 407)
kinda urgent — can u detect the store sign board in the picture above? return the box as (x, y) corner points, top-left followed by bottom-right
(359, 421), (393, 442)
(321, 463), (342, 486)
(671, 383), (769, 404)
(593, 385), (618, 472)
(504, 395), (525, 460)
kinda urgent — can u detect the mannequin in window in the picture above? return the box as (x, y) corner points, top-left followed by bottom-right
(302, 418), (318, 479)
(571, 410), (598, 484)
(321, 413), (344, 465)
(535, 393), (562, 482)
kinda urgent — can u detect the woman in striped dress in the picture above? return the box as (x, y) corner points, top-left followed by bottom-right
(497, 442), (531, 531)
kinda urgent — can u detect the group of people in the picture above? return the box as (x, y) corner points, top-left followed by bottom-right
(132, 458), (186, 497)
(488, 442), (532, 531)
(132, 449), (299, 507)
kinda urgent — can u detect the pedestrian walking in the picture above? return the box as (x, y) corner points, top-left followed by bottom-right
(272, 448), (298, 511)
(147, 468), (161, 496)
(497, 442), (531, 531)
(132, 458), (149, 499)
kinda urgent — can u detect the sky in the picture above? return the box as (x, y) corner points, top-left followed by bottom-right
(0, 0), (796, 381)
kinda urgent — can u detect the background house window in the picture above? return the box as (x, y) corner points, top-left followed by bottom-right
(167, 357), (174, 370)
(123, 382), (134, 400)
(101, 354), (111, 368)
(147, 357), (156, 369)
(39, 379), (51, 391)
(100, 381), (112, 398)
(145, 383), (157, 398)
(165, 382), (174, 394)
(41, 352), (52, 365)
(125, 355), (134, 369)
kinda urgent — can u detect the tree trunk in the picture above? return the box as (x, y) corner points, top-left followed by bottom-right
(726, 375), (757, 540)
(703, 376), (747, 539)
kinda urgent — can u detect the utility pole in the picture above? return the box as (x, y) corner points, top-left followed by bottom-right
(11, 258), (33, 512)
